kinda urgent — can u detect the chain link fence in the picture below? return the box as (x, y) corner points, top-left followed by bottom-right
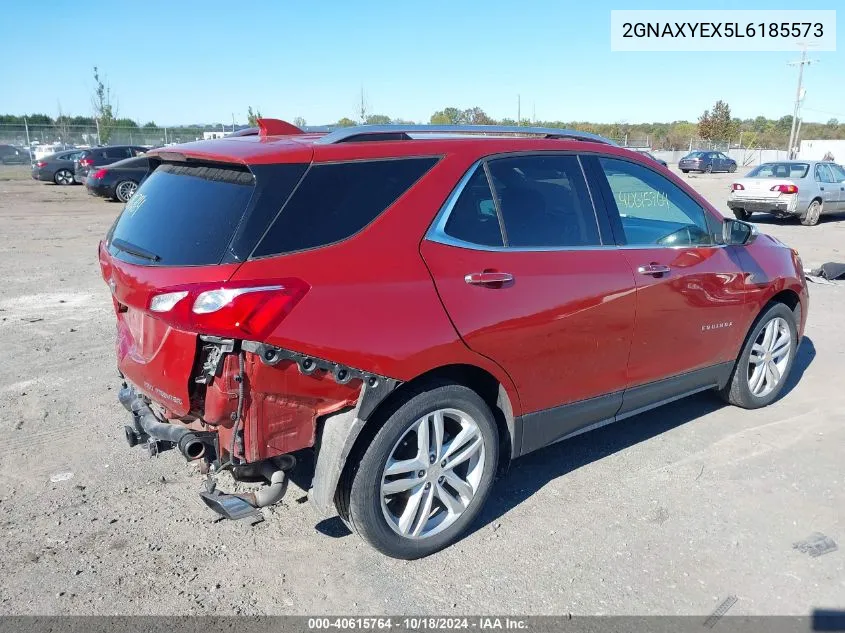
(0, 123), (242, 151)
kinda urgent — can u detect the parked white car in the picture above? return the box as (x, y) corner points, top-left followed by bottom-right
(728, 160), (845, 226)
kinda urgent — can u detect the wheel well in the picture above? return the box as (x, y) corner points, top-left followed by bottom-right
(347, 364), (515, 476)
(769, 289), (802, 323)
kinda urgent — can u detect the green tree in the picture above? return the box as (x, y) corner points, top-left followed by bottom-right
(461, 107), (493, 125)
(336, 117), (356, 127)
(143, 121), (158, 128)
(430, 107), (462, 125)
(247, 106), (262, 126)
(365, 114), (391, 125)
(92, 66), (117, 144)
(697, 100), (736, 142)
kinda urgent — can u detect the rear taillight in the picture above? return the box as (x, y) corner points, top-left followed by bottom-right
(771, 184), (798, 194)
(92, 169), (108, 179)
(731, 183), (744, 191)
(80, 158), (94, 167)
(148, 279), (309, 339)
(35, 160), (47, 168)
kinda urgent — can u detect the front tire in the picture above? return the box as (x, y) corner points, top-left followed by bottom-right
(719, 302), (798, 409)
(729, 164), (737, 173)
(681, 169), (689, 174)
(801, 200), (822, 226)
(344, 381), (499, 559)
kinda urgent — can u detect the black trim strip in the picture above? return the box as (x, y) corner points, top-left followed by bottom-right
(517, 361), (734, 457)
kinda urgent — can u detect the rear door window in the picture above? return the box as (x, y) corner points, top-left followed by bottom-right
(487, 155), (601, 248)
(443, 166), (503, 247)
(252, 157), (437, 257)
(815, 164), (835, 183)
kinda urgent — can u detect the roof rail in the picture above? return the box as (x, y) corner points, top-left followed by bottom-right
(314, 124), (617, 146)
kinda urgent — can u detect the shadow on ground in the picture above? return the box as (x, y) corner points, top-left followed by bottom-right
(748, 213), (845, 226)
(311, 336), (816, 542)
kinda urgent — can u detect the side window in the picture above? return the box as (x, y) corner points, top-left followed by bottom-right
(815, 164), (835, 183)
(443, 166), (503, 247)
(486, 155), (600, 248)
(828, 163), (845, 182)
(253, 157), (437, 257)
(598, 157), (712, 247)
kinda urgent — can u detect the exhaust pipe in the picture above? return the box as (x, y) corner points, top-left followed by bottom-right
(199, 459), (293, 521)
(119, 385), (207, 461)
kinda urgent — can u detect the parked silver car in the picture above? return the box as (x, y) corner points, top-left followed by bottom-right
(728, 160), (845, 226)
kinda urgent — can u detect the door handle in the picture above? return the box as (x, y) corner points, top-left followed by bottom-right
(464, 271), (514, 286)
(637, 264), (671, 276)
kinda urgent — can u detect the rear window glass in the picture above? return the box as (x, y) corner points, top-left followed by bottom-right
(747, 163), (809, 178)
(252, 157), (437, 257)
(108, 163), (255, 266)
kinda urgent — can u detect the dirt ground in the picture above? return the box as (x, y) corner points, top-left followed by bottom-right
(0, 164), (842, 616)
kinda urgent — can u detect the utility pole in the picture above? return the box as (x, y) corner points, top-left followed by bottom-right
(787, 48), (818, 159)
(24, 117), (32, 165)
(517, 95), (521, 126)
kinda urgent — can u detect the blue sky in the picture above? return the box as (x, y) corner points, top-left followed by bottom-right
(0, 0), (842, 126)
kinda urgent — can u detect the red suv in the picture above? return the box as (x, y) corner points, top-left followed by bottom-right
(99, 119), (808, 559)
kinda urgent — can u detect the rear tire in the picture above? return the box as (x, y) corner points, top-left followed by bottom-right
(733, 209), (751, 221)
(719, 302), (798, 409)
(705, 164), (713, 174)
(53, 169), (73, 185)
(343, 381), (499, 559)
(681, 169), (689, 174)
(115, 180), (138, 202)
(800, 200), (822, 226)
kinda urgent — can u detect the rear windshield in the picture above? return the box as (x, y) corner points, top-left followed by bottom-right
(108, 163), (256, 266)
(747, 163), (809, 178)
(685, 152), (705, 158)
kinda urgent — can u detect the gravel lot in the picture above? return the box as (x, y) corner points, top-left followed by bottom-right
(0, 164), (843, 616)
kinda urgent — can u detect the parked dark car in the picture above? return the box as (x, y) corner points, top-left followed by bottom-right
(74, 146), (148, 184)
(679, 151), (737, 174)
(31, 150), (85, 185)
(630, 148), (668, 167)
(86, 156), (156, 202)
(0, 144), (31, 165)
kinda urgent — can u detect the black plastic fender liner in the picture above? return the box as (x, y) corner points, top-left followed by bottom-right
(309, 399), (364, 517)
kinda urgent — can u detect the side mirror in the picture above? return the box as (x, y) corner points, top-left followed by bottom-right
(723, 218), (758, 245)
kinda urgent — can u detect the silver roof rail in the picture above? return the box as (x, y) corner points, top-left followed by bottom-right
(313, 124), (617, 146)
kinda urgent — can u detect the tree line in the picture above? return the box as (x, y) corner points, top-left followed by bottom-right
(4, 100), (844, 150)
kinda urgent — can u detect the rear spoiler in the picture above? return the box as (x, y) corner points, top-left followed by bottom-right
(228, 119), (306, 138)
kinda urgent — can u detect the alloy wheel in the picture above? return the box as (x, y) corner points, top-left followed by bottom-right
(747, 316), (792, 398)
(380, 408), (485, 539)
(55, 169), (73, 185)
(117, 181), (137, 202)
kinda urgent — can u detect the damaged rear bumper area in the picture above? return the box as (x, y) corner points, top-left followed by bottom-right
(116, 339), (402, 521)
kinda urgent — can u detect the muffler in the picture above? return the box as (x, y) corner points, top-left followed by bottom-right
(119, 384), (210, 461)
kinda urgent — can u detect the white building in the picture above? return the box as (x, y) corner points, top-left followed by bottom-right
(202, 131), (227, 140)
(798, 139), (845, 161)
